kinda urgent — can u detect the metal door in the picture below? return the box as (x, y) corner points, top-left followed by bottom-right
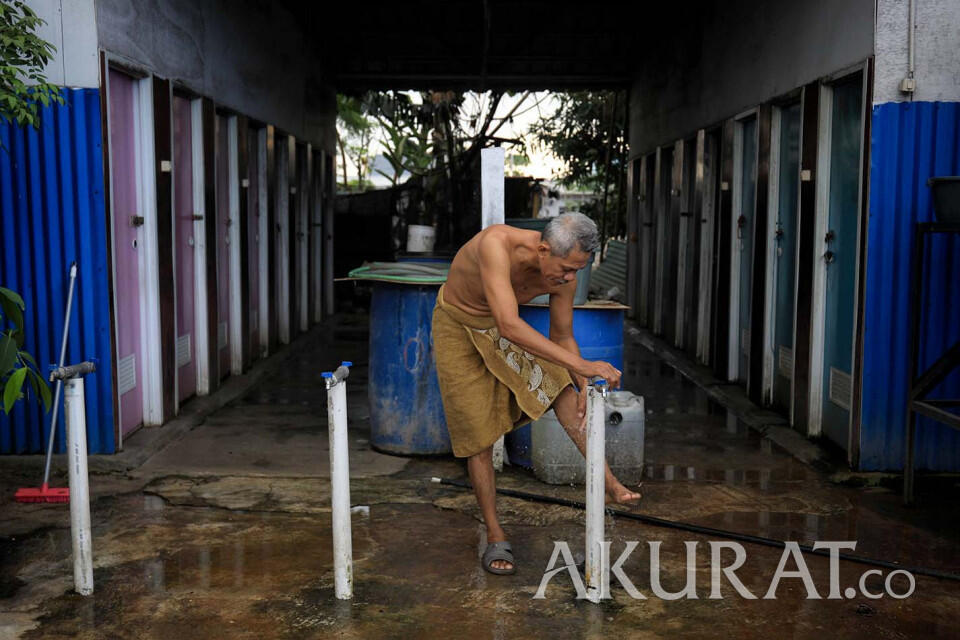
(820, 75), (864, 449)
(215, 114), (232, 379)
(652, 147), (673, 334)
(107, 69), (144, 437)
(638, 154), (656, 327)
(297, 144), (309, 332)
(247, 127), (261, 361)
(771, 102), (802, 414)
(680, 137), (699, 352)
(275, 136), (291, 343)
(310, 149), (324, 323)
(696, 130), (720, 365)
(173, 96), (197, 402)
(734, 116), (758, 384)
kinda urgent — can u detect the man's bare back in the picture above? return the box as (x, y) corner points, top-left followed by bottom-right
(443, 225), (579, 316)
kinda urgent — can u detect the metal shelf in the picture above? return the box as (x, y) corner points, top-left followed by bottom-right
(904, 222), (960, 504)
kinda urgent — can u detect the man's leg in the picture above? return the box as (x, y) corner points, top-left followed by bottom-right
(551, 386), (642, 504)
(467, 445), (513, 571)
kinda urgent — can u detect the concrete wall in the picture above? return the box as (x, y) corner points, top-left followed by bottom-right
(30, 0), (99, 89)
(875, 0), (960, 104)
(95, 0), (336, 152)
(629, 0), (875, 155)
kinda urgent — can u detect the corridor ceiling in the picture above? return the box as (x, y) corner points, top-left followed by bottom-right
(303, 1), (698, 91)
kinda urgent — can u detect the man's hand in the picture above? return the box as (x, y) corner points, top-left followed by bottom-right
(574, 359), (622, 391)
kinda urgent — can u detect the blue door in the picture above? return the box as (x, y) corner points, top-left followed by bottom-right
(821, 74), (864, 449)
(772, 103), (802, 414)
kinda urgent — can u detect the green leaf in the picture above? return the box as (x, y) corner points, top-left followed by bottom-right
(0, 333), (16, 374)
(3, 366), (27, 413)
(0, 286), (25, 310)
(25, 366), (50, 413)
(18, 349), (37, 368)
(0, 288), (24, 334)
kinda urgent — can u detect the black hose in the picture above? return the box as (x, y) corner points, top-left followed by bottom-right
(434, 477), (960, 582)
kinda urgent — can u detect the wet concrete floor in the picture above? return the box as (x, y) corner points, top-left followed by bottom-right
(2, 313), (959, 638)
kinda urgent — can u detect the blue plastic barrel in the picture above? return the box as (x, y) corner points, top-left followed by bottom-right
(368, 282), (452, 455)
(505, 305), (625, 468)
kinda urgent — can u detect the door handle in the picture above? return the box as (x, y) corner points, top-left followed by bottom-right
(131, 215), (145, 227)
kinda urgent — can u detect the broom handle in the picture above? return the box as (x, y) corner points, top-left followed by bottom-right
(42, 262), (77, 487)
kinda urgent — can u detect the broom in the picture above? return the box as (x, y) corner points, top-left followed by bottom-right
(15, 263), (77, 504)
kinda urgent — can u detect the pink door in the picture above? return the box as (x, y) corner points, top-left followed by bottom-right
(247, 128), (260, 362)
(215, 115), (232, 380)
(173, 96), (197, 401)
(108, 69), (144, 437)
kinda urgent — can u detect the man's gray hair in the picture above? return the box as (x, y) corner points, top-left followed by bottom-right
(541, 212), (600, 256)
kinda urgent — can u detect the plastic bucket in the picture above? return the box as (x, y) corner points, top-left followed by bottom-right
(406, 224), (436, 252)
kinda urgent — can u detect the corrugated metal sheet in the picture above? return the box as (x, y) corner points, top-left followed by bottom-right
(591, 239), (628, 298)
(0, 88), (116, 454)
(860, 101), (960, 471)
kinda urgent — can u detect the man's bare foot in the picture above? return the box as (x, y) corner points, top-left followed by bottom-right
(605, 483), (642, 505)
(486, 529), (514, 572)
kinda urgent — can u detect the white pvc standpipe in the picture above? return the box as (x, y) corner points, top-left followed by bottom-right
(326, 377), (353, 599)
(481, 147), (507, 471)
(65, 377), (93, 596)
(584, 384), (607, 603)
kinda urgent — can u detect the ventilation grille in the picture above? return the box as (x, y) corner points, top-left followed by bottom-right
(117, 354), (137, 396)
(218, 322), (228, 349)
(176, 334), (191, 368)
(778, 346), (793, 379)
(829, 367), (852, 411)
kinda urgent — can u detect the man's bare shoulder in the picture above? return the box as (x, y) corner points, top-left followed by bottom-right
(477, 224), (534, 255)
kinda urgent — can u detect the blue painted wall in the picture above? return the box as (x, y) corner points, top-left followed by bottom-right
(0, 88), (116, 454)
(860, 101), (960, 470)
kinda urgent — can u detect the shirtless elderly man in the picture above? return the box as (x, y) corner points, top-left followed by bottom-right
(432, 212), (641, 576)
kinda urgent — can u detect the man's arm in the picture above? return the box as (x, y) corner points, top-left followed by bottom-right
(478, 231), (585, 372)
(549, 283), (590, 426)
(478, 232), (620, 389)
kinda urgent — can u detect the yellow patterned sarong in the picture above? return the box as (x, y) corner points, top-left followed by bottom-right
(432, 284), (573, 457)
